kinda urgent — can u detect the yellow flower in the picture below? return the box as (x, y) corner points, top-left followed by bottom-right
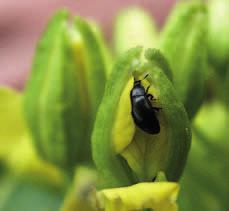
(97, 182), (179, 211)
(0, 87), (64, 188)
(61, 168), (179, 211)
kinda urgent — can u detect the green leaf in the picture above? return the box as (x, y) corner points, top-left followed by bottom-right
(114, 7), (158, 56)
(160, 2), (208, 118)
(92, 47), (191, 188)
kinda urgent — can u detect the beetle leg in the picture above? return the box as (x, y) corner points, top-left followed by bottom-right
(146, 86), (156, 100)
(153, 107), (162, 112)
(146, 93), (155, 101)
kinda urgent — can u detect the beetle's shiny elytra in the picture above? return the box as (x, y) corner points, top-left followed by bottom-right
(130, 74), (161, 134)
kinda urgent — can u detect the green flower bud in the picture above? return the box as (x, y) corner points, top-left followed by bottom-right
(24, 10), (108, 171)
(114, 7), (158, 57)
(208, 0), (229, 75)
(92, 47), (191, 189)
(179, 101), (229, 211)
(160, 2), (208, 119)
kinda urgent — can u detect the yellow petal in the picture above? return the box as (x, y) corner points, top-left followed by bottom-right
(0, 87), (27, 158)
(0, 87), (63, 187)
(5, 135), (64, 188)
(98, 182), (179, 211)
(121, 127), (168, 181)
(112, 77), (135, 154)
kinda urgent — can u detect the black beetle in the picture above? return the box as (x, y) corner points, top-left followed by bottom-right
(130, 74), (161, 134)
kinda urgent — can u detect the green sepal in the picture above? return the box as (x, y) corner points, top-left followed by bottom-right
(160, 2), (208, 118)
(154, 171), (168, 182)
(92, 47), (143, 188)
(144, 48), (173, 81)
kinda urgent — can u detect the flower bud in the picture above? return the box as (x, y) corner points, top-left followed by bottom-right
(92, 47), (191, 189)
(160, 2), (208, 119)
(24, 10), (108, 171)
(114, 7), (158, 57)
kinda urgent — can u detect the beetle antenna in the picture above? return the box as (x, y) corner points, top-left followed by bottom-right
(143, 73), (149, 80)
(134, 74), (149, 83)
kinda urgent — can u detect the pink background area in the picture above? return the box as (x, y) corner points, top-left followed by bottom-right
(0, 0), (176, 90)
